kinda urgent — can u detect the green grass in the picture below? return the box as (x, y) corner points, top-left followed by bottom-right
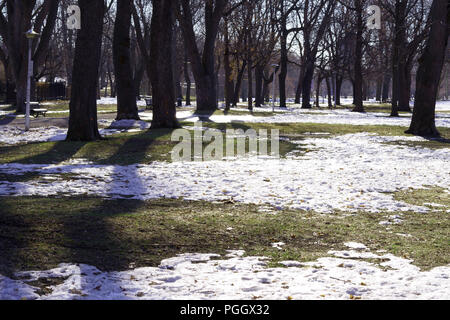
(0, 126), (298, 165)
(0, 191), (448, 275)
(1, 121), (448, 165)
(0, 129), (176, 165)
(194, 121), (450, 142)
(0, 101), (119, 117)
(0, 117), (448, 275)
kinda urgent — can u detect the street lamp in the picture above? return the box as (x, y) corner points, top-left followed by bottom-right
(271, 64), (279, 112)
(25, 29), (40, 131)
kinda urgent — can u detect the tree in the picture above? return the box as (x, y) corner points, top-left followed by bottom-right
(66, 0), (105, 141)
(406, 0), (449, 136)
(176, 0), (228, 114)
(0, 0), (59, 112)
(273, 0), (301, 109)
(298, 0), (336, 109)
(382, 0), (429, 116)
(149, 0), (180, 128)
(113, 0), (140, 120)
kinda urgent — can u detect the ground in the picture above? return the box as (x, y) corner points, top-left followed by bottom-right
(0, 98), (449, 300)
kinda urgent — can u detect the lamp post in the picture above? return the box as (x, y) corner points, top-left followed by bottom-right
(25, 29), (40, 131)
(271, 64), (279, 112)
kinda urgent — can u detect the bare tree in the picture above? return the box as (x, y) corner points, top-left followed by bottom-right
(176, 0), (228, 114)
(113, 0), (139, 120)
(149, 0), (179, 128)
(0, 0), (59, 112)
(66, 0), (105, 141)
(406, 0), (449, 136)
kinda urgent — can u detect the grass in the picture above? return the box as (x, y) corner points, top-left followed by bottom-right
(0, 189), (448, 275)
(195, 121), (450, 142)
(0, 125), (298, 165)
(0, 101), (119, 117)
(0, 113), (448, 276)
(1, 121), (448, 165)
(0, 129), (176, 165)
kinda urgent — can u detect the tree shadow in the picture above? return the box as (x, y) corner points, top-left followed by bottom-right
(0, 127), (175, 298)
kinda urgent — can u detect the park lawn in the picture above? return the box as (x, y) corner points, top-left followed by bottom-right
(0, 127), (296, 165)
(0, 122), (448, 165)
(199, 121), (450, 144)
(0, 101), (119, 116)
(0, 186), (448, 276)
(0, 121), (448, 278)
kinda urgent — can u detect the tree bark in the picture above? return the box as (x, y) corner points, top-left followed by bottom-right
(176, 0), (227, 113)
(184, 47), (191, 106)
(336, 75), (343, 106)
(66, 0), (105, 141)
(255, 64), (264, 107)
(352, 0), (364, 112)
(382, 72), (391, 102)
(278, 29), (288, 108)
(113, 0), (139, 120)
(301, 60), (315, 108)
(149, 0), (179, 129)
(247, 57), (253, 111)
(326, 76), (332, 108)
(406, 0), (449, 137)
(294, 63), (305, 104)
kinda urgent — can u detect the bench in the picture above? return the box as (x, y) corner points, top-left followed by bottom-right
(30, 103), (48, 118)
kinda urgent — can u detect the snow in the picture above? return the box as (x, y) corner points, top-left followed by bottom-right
(0, 120), (151, 145)
(1, 100), (449, 300)
(97, 97), (147, 107)
(436, 101), (450, 112)
(2, 100), (450, 146)
(231, 108), (450, 127)
(1, 245), (448, 300)
(0, 133), (448, 214)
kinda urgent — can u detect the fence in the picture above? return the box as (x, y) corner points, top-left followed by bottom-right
(36, 82), (67, 101)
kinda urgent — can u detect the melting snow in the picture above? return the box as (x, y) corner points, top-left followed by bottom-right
(0, 133), (448, 213)
(0, 246), (448, 300)
(0, 133), (450, 212)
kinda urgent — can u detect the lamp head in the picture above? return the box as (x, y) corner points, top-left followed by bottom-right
(25, 29), (40, 39)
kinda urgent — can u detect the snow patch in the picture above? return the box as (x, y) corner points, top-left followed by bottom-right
(0, 133), (448, 213)
(1, 247), (449, 300)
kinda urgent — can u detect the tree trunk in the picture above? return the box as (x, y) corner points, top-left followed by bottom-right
(66, 0), (105, 141)
(352, 0), (364, 112)
(315, 75), (322, 107)
(183, 44), (191, 106)
(232, 61), (247, 106)
(294, 64), (305, 104)
(262, 69), (273, 103)
(301, 60), (315, 108)
(397, 62), (412, 111)
(113, 0), (139, 120)
(326, 76), (332, 108)
(223, 18), (233, 111)
(278, 30), (288, 108)
(247, 58), (253, 111)
(382, 72), (391, 102)
(255, 64), (264, 107)
(406, 0), (448, 137)
(376, 77), (382, 102)
(336, 75), (343, 105)
(177, 0), (226, 113)
(150, 0), (179, 128)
